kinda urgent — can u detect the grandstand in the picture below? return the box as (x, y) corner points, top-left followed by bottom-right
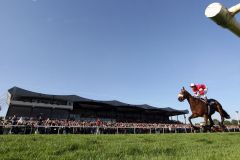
(3, 87), (188, 123)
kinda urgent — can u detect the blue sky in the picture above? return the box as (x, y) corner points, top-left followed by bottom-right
(0, 0), (239, 123)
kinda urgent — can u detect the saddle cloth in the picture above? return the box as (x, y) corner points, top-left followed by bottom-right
(198, 98), (215, 115)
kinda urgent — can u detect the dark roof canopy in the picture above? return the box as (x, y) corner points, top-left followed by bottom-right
(8, 86), (188, 115)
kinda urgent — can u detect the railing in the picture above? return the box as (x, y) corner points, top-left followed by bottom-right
(0, 125), (239, 135)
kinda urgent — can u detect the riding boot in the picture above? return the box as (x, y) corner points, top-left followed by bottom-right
(201, 95), (208, 104)
(204, 96), (208, 105)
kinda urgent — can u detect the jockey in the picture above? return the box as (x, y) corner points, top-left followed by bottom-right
(190, 83), (208, 101)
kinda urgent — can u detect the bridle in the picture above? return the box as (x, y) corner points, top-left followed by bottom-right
(178, 90), (188, 102)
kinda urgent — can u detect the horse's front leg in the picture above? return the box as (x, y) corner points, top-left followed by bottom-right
(188, 114), (199, 130)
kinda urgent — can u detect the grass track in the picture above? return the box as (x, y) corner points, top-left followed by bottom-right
(0, 133), (240, 160)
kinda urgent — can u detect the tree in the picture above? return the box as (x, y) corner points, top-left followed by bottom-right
(223, 120), (231, 125)
(213, 119), (220, 125)
(231, 119), (238, 125)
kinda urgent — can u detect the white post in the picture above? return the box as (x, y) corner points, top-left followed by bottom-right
(184, 114), (186, 124)
(205, 3), (240, 37)
(236, 111), (239, 125)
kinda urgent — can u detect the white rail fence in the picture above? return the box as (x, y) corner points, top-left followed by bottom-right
(0, 125), (239, 135)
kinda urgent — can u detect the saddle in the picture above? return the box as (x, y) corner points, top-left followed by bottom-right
(194, 96), (207, 103)
(196, 97), (216, 115)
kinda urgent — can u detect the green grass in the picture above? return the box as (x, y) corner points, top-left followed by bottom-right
(0, 133), (240, 160)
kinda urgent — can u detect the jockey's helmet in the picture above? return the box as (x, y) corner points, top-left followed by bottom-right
(190, 83), (196, 87)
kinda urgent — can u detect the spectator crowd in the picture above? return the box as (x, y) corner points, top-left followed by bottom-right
(0, 116), (239, 134)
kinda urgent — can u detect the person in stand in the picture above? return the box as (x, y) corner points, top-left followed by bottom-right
(190, 83), (208, 102)
(96, 118), (101, 134)
(11, 115), (17, 125)
(17, 117), (23, 125)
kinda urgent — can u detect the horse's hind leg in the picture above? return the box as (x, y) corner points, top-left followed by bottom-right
(203, 114), (211, 132)
(204, 114), (209, 126)
(209, 115), (214, 128)
(220, 115), (225, 128)
(216, 106), (225, 128)
(208, 115), (216, 132)
(213, 103), (226, 128)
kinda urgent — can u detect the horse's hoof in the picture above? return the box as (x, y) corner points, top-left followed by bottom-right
(192, 126), (200, 130)
(200, 125), (212, 132)
(210, 126), (216, 132)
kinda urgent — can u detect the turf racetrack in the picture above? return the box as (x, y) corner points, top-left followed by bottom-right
(1, 133), (240, 160)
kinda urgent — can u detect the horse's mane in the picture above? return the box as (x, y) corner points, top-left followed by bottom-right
(184, 89), (207, 104)
(183, 89), (192, 97)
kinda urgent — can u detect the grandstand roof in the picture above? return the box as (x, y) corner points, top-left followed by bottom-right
(8, 87), (188, 115)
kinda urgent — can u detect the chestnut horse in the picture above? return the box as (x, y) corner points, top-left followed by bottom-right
(178, 87), (230, 130)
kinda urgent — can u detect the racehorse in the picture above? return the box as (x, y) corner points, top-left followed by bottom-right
(178, 87), (230, 130)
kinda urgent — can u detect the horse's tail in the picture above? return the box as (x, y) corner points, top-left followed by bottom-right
(222, 109), (230, 119)
(216, 100), (230, 119)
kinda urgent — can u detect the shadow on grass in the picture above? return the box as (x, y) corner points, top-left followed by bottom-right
(195, 139), (213, 144)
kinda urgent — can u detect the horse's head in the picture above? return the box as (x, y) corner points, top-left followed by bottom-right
(178, 87), (189, 102)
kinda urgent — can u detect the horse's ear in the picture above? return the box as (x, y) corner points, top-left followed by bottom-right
(182, 87), (185, 90)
